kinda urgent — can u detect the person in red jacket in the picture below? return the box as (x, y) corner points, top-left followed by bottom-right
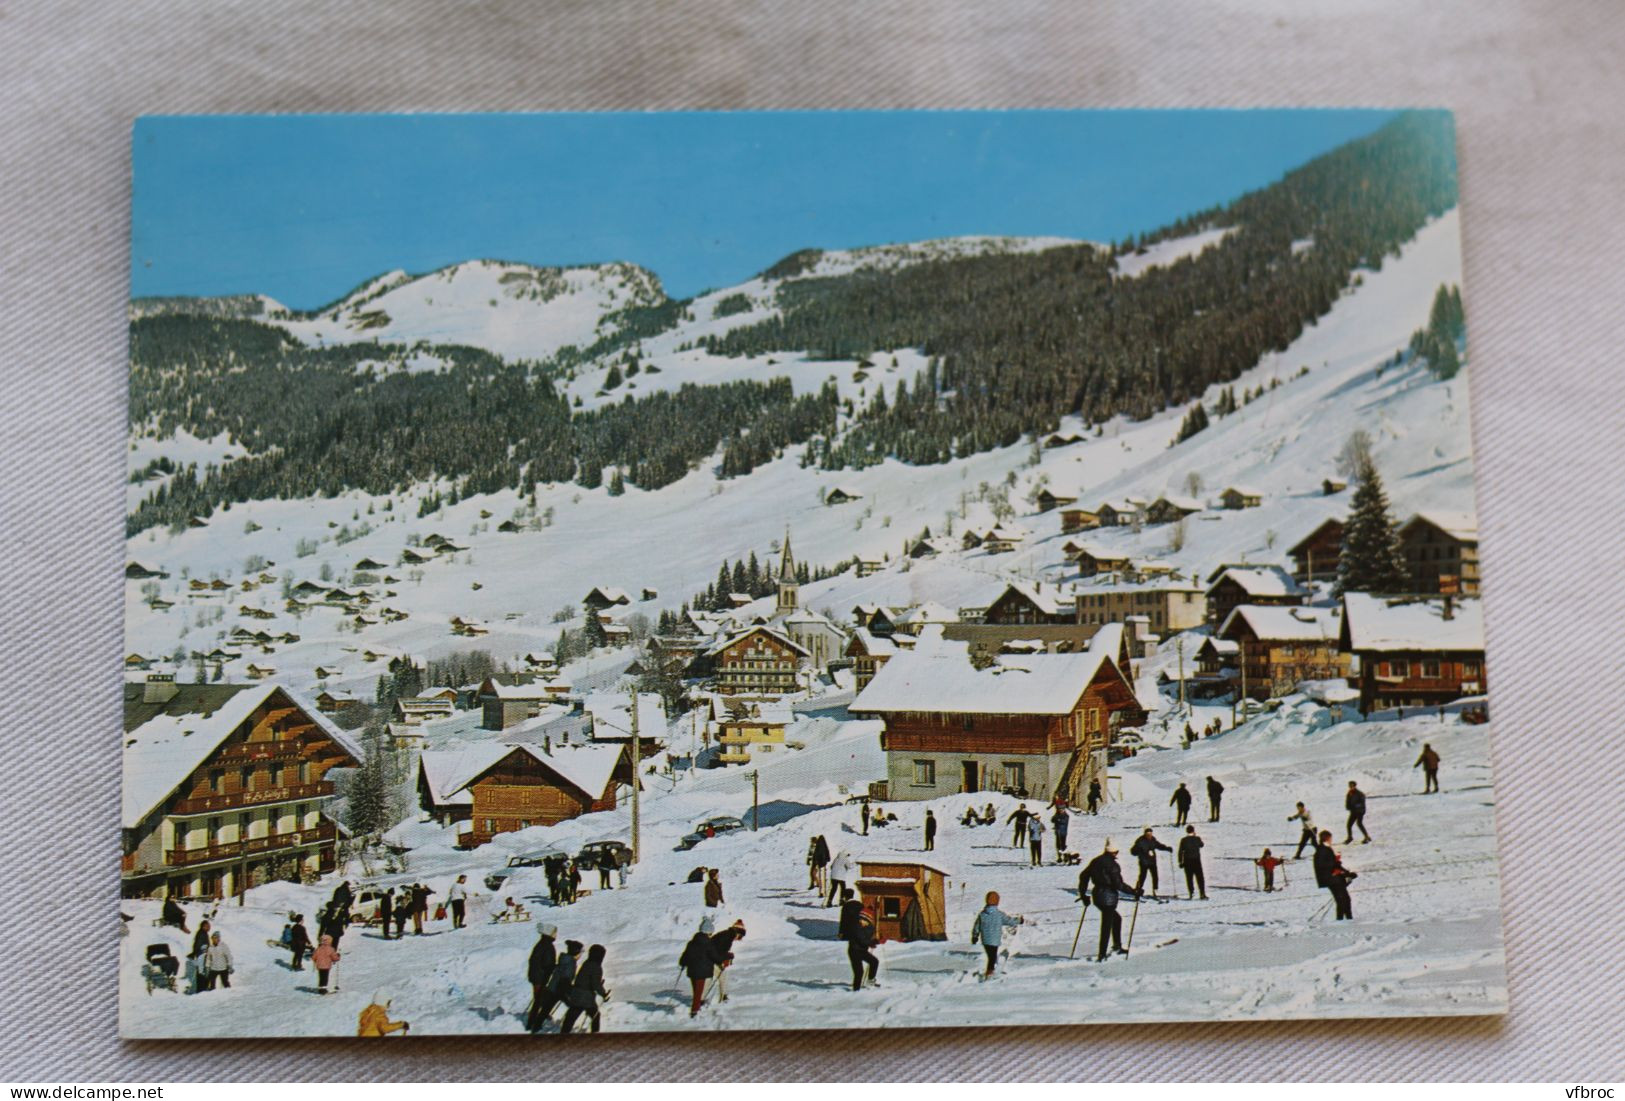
(1255, 848), (1283, 891)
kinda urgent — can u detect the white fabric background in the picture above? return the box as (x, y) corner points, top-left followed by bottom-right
(3, 0), (1622, 1080)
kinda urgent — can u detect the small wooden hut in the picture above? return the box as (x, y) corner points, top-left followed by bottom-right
(855, 858), (950, 943)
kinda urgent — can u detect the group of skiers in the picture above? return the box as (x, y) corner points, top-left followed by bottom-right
(525, 925), (615, 1033)
(677, 915), (749, 1017)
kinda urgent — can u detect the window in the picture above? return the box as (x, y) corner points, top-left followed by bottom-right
(1421, 660), (1441, 679)
(1392, 659), (1410, 678)
(209, 769), (224, 794)
(1003, 762), (1026, 791)
(1464, 661), (1480, 676)
(882, 897), (902, 919)
(961, 716), (975, 732)
(1087, 708), (1101, 733)
(240, 767), (253, 792)
(911, 760), (936, 787)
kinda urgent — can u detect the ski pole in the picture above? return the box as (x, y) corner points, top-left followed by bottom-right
(1126, 892), (1142, 951)
(1069, 898), (1090, 960)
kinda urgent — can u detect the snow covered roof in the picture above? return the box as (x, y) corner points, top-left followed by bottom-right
(705, 625), (810, 659)
(1072, 544), (1131, 561)
(584, 691), (667, 739)
(848, 627), (898, 656)
(997, 580), (1073, 617)
(480, 675), (553, 700)
(1075, 576), (1202, 595)
(1221, 485), (1264, 498)
(1219, 604), (1341, 643)
(1207, 565), (1305, 599)
(1403, 511), (1479, 542)
(1340, 592), (1485, 653)
(855, 856), (953, 878)
(586, 586), (632, 605)
(122, 682), (362, 829)
(851, 647), (1117, 716)
(894, 601), (956, 626)
(1089, 622), (1126, 658)
(444, 743), (625, 801)
(1153, 494), (1204, 512)
(418, 746), (511, 808)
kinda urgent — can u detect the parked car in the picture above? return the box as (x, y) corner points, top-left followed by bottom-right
(485, 848), (566, 892)
(575, 840), (632, 870)
(676, 815), (746, 850)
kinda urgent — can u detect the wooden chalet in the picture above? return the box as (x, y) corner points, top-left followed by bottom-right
(983, 582), (1075, 627)
(851, 648), (1144, 805)
(584, 586), (632, 612)
(855, 858), (949, 942)
(1204, 564), (1305, 628)
(353, 557), (388, 572)
(125, 653), (153, 670)
(479, 673), (567, 730)
(1044, 431), (1084, 449)
(399, 547), (431, 565)
(1144, 494), (1204, 525)
(1340, 593), (1486, 715)
(979, 526), (1028, 554)
(1192, 637), (1241, 698)
(1288, 518), (1345, 584)
(1322, 478), (1348, 496)
(1034, 486), (1081, 512)
(126, 562), (168, 580)
(854, 557), (885, 578)
(1398, 511), (1480, 596)
(824, 485), (863, 505)
(314, 690), (366, 717)
(1219, 485), (1263, 510)
(1217, 604), (1349, 701)
(1095, 498), (1146, 527)
(121, 677), (360, 900)
(1060, 507), (1100, 534)
(845, 628), (900, 691)
(709, 626), (809, 696)
(1073, 546), (1134, 579)
(417, 743), (631, 847)
(852, 605), (900, 638)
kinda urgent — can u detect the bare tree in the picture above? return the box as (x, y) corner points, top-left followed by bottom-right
(1336, 429), (1376, 480)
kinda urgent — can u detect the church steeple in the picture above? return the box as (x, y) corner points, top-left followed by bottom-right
(776, 527), (799, 615)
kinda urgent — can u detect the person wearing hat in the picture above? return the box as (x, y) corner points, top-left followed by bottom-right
(971, 890), (1023, 978)
(357, 994), (410, 1037)
(560, 944), (611, 1034)
(709, 919), (747, 1003)
(679, 919), (725, 1018)
(543, 940), (582, 1026)
(846, 900), (880, 990)
(525, 924), (559, 1033)
(1080, 838), (1139, 961)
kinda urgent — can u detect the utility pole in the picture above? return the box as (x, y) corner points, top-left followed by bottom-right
(1177, 636), (1186, 715)
(630, 689), (641, 864)
(751, 770), (760, 831)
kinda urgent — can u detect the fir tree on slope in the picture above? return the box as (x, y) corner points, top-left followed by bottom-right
(346, 719), (392, 835)
(1335, 457), (1410, 596)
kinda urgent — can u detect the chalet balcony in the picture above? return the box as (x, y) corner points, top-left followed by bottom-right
(170, 779), (334, 816)
(162, 819), (338, 870)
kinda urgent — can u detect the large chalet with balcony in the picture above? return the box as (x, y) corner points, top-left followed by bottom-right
(1216, 604), (1350, 701)
(1288, 518), (1345, 584)
(850, 643), (1144, 806)
(1204, 564), (1306, 628)
(121, 676), (360, 900)
(1339, 592), (1487, 714)
(417, 742), (631, 847)
(707, 625), (809, 696)
(1398, 511), (1480, 596)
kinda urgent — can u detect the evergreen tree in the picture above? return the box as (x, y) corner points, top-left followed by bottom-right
(346, 719), (392, 835)
(1336, 457), (1410, 595)
(607, 468), (626, 496)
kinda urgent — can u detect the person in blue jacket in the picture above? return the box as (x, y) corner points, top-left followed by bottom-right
(970, 890), (1023, 977)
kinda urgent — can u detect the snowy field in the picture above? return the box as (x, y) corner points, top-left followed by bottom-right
(120, 709), (1505, 1036)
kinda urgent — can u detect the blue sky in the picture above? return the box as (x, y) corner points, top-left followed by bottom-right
(131, 110), (1399, 307)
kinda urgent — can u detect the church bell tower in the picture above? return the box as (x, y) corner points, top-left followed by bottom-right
(776, 528), (799, 616)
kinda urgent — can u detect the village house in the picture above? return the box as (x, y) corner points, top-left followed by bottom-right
(1144, 494), (1204, 525)
(845, 628), (900, 691)
(1034, 485), (1081, 512)
(353, 557), (388, 572)
(1219, 485), (1264, 510)
(983, 582), (1075, 626)
(823, 485), (864, 505)
(851, 644), (1144, 805)
(782, 609), (846, 672)
(1072, 546), (1135, 579)
(1191, 637), (1241, 698)
(714, 700), (793, 766)
(417, 742), (631, 847)
(1060, 507), (1101, 534)
(1044, 431), (1084, 449)
(399, 547), (431, 566)
(479, 674), (563, 731)
(1339, 592), (1486, 715)
(1217, 604), (1350, 701)
(854, 556), (885, 578)
(1288, 518), (1345, 584)
(1322, 477), (1348, 495)
(1075, 577), (1207, 636)
(1205, 564), (1306, 628)
(1095, 498), (1147, 527)
(497, 519), (522, 533)
(126, 561), (169, 580)
(393, 695), (457, 725)
(906, 535), (954, 559)
(708, 625), (809, 696)
(583, 691), (668, 747)
(125, 653), (154, 671)
(979, 525), (1030, 554)
(1398, 511), (1481, 596)
(121, 676), (359, 900)
(244, 663), (277, 680)
(852, 605), (901, 638)
(891, 602), (958, 637)
(313, 690), (366, 719)
(583, 586), (632, 613)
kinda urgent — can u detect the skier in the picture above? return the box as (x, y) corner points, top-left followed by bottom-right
(1080, 840), (1138, 961)
(703, 868), (725, 908)
(526, 924), (559, 1033)
(1345, 780), (1372, 844)
(809, 835), (831, 892)
(1255, 848), (1283, 892)
(547, 940), (583, 1023)
(319, 899), (348, 951)
(1177, 826), (1207, 900)
(1087, 779), (1103, 816)
(201, 931), (233, 990)
(847, 901), (880, 990)
(826, 851), (853, 907)
(1415, 743), (1442, 793)
(1170, 783), (1193, 826)
(679, 921), (723, 1018)
(861, 797), (871, 835)
(1206, 776), (1224, 822)
(1130, 827), (1171, 897)
(287, 913), (311, 971)
(598, 853), (614, 891)
(357, 995), (410, 1037)
(312, 933), (341, 994)
(188, 919), (212, 994)
(379, 889), (395, 939)
(560, 944), (610, 1034)
(1289, 802), (1318, 859)
(1183, 721), (1195, 749)
(1052, 803), (1070, 855)
(1028, 813), (1046, 866)
(709, 920), (746, 1003)
(971, 891), (1023, 978)
(447, 875), (469, 928)
(1007, 803), (1033, 848)
(413, 883), (436, 935)
(1312, 830), (1355, 920)
(923, 810), (938, 852)
(565, 860), (582, 903)
(161, 895), (188, 932)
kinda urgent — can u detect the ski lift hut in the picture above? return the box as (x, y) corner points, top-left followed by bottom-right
(856, 858), (949, 943)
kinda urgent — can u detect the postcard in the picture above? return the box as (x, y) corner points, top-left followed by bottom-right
(120, 109), (1502, 1037)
